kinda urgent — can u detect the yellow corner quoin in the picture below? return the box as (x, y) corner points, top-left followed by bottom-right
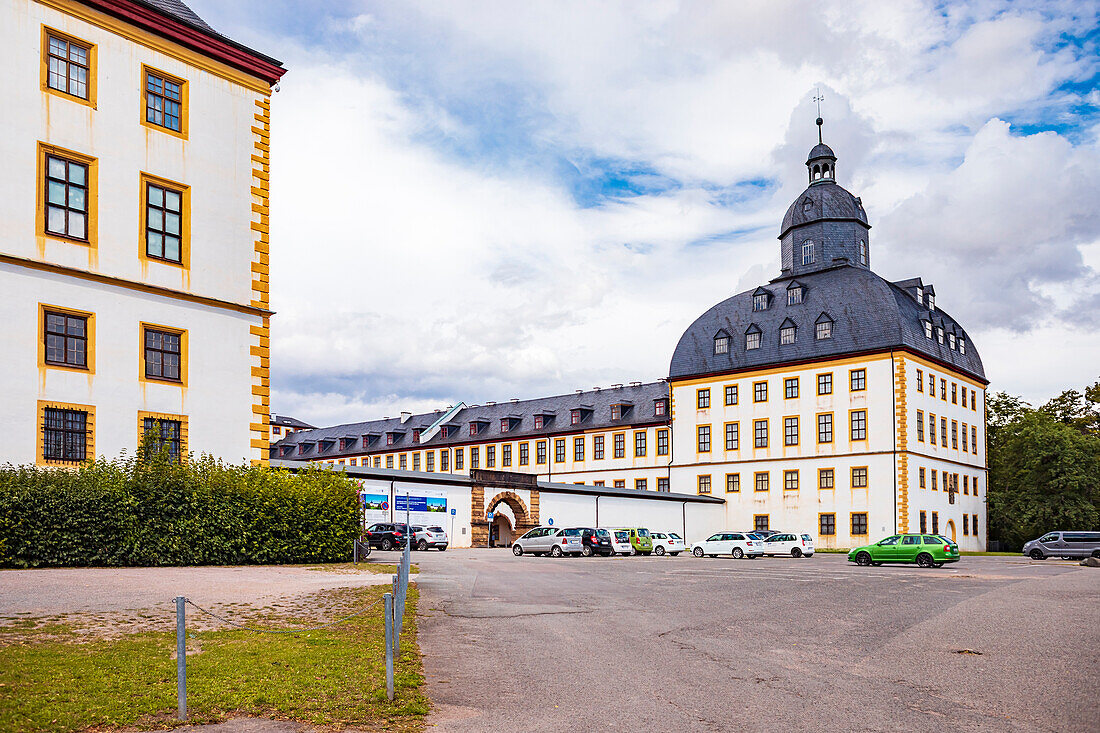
(138, 321), (188, 388)
(137, 171), (191, 271)
(40, 25), (97, 109)
(137, 410), (189, 459)
(36, 399), (95, 467)
(36, 141), (98, 250)
(37, 302), (96, 375)
(36, 0), (276, 94)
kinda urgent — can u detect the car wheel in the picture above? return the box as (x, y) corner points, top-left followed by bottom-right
(693, 547), (704, 558)
(1093, 550), (1100, 559)
(654, 546), (666, 556)
(581, 545), (593, 557)
(732, 547), (744, 559)
(381, 538), (393, 552)
(855, 551), (872, 566)
(417, 540), (428, 551)
(1029, 549), (1044, 560)
(550, 545), (563, 557)
(916, 553), (934, 568)
(791, 548), (803, 558)
(439, 546), (447, 552)
(512, 545), (523, 556)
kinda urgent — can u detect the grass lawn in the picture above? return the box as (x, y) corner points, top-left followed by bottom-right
(300, 561), (420, 575)
(0, 585), (426, 732)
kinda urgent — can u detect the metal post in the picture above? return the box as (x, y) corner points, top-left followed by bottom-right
(175, 596), (187, 720)
(392, 575), (400, 656)
(383, 593), (395, 701)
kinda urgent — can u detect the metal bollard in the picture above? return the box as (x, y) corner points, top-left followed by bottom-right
(383, 593), (395, 701)
(175, 596), (187, 720)
(391, 576), (400, 656)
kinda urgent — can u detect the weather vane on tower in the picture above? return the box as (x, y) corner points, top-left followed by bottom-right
(813, 87), (825, 144)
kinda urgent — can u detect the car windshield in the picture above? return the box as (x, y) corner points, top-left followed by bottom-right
(670, 533), (682, 540)
(638, 528), (650, 538)
(801, 534), (812, 541)
(563, 529), (581, 536)
(878, 536), (901, 546)
(707, 534), (723, 542)
(429, 526), (444, 532)
(596, 529), (610, 538)
(614, 531), (629, 541)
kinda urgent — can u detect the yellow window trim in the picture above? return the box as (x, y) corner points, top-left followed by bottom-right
(848, 408), (868, 442)
(818, 467), (835, 490)
(36, 141), (98, 250)
(819, 512), (837, 535)
(850, 465), (870, 489)
(848, 367), (867, 391)
(138, 171), (191, 271)
(754, 471), (769, 491)
(783, 469), (799, 490)
(752, 418), (768, 449)
(696, 474), (711, 494)
(816, 411), (834, 444)
(141, 64), (189, 140)
(724, 472), (740, 492)
(38, 302), (96, 374)
(850, 511), (869, 536)
(137, 410), (189, 461)
(139, 321), (188, 387)
(753, 514), (770, 528)
(36, 399), (95, 467)
(40, 25), (97, 108)
(753, 380), (768, 402)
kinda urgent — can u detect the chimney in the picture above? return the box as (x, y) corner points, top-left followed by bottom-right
(629, 381), (641, 387)
(510, 398), (519, 403)
(593, 386), (601, 391)
(611, 384), (623, 389)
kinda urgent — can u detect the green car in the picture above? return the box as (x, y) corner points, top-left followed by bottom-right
(616, 527), (653, 555)
(848, 533), (959, 568)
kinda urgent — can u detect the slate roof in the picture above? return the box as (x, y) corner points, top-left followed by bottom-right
(140, 0), (215, 33)
(271, 414), (315, 430)
(668, 266), (986, 382)
(780, 180), (868, 239)
(272, 382), (671, 460)
(807, 143), (836, 161)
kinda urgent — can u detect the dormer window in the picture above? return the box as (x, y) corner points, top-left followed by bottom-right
(815, 312), (833, 340)
(802, 240), (815, 266)
(746, 331), (761, 350)
(937, 327), (944, 344)
(500, 418), (510, 433)
(534, 415), (544, 429)
(780, 319), (796, 345)
(959, 338), (966, 355)
(571, 409), (581, 425)
(927, 294), (935, 311)
(787, 285), (803, 305)
(714, 330), (730, 355)
(858, 240), (867, 265)
(611, 404), (622, 420)
(916, 286), (923, 302)
(412, 429), (421, 444)
(753, 294), (768, 311)
(440, 426), (449, 438)
(654, 399), (667, 417)
(386, 434), (395, 446)
(948, 333), (956, 350)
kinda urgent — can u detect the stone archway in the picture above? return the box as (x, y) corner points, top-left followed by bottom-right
(947, 520), (956, 542)
(469, 470), (541, 547)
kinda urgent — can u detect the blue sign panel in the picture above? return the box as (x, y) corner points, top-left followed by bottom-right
(450, 508), (457, 516)
(547, 517), (554, 525)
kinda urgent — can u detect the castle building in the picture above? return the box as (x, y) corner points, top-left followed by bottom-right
(0, 0), (285, 466)
(274, 124), (988, 550)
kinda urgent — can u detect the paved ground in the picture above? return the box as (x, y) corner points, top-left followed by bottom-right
(414, 550), (1099, 733)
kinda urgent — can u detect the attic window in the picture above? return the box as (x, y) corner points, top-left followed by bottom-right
(802, 240), (815, 266)
(923, 320), (933, 339)
(654, 399), (667, 416)
(753, 294), (769, 311)
(746, 332), (761, 350)
(948, 333), (956, 350)
(815, 313), (833, 340)
(440, 426), (449, 438)
(787, 286), (802, 305)
(412, 429), (421, 444)
(571, 409), (581, 425)
(611, 404), (622, 420)
(916, 286), (923, 302)
(937, 327), (945, 344)
(500, 418), (510, 433)
(927, 294), (935, 311)
(859, 240), (867, 265)
(469, 422), (479, 436)
(281, 445), (292, 457)
(386, 434), (395, 446)
(959, 338), (966, 355)
(714, 333), (730, 354)
(534, 415), (544, 429)
(780, 323), (796, 345)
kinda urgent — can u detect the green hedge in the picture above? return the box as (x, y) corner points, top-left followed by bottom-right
(0, 450), (360, 568)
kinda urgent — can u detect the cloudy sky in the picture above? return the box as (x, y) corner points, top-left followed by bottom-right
(190, 0), (1100, 426)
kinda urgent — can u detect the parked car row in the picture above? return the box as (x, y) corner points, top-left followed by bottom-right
(512, 526), (675, 557)
(364, 522), (449, 552)
(690, 531), (815, 558)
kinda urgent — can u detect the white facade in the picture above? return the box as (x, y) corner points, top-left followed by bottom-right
(0, 0), (282, 466)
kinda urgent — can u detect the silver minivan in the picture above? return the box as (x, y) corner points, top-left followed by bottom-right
(512, 526), (582, 557)
(1022, 531), (1100, 560)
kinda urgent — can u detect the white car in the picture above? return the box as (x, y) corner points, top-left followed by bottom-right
(691, 532), (763, 559)
(604, 528), (633, 556)
(760, 532), (815, 558)
(650, 532), (684, 556)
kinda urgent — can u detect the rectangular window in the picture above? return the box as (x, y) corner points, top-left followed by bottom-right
(951, 421), (958, 449)
(614, 433), (625, 458)
(471, 446), (480, 468)
(753, 293), (768, 311)
(570, 410), (580, 425)
(754, 472), (769, 492)
(399, 454), (407, 470)
(634, 431), (646, 457)
(963, 475), (969, 495)
(819, 513), (836, 536)
(374, 457), (381, 468)
(928, 373), (935, 394)
(455, 449), (464, 470)
(141, 413), (182, 460)
(931, 471), (937, 490)
(850, 369), (866, 391)
(533, 415), (544, 430)
(788, 286), (803, 305)
(746, 332), (761, 350)
(919, 467), (926, 488)
(412, 453), (421, 471)
(784, 417), (799, 446)
(851, 513), (868, 536)
(952, 383), (957, 404)
(657, 478), (669, 492)
(574, 437), (584, 462)
(613, 480), (625, 489)
(386, 454), (395, 469)
(962, 423), (968, 452)
(972, 514), (978, 536)
(502, 444), (512, 467)
(654, 399), (667, 416)
(697, 388), (710, 409)
(724, 384), (738, 405)
(784, 377), (799, 399)
(940, 417), (948, 445)
(971, 426), (978, 453)
(500, 418), (510, 433)
(536, 441), (546, 464)
(45, 31), (92, 102)
(780, 325), (796, 345)
(726, 473), (740, 492)
(635, 478), (647, 491)
(916, 410), (924, 441)
(697, 425), (711, 452)
(940, 378), (947, 400)
(850, 410), (867, 440)
(144, 67), (185, 134)
(42, 407), (88, 462)
(486, 445), (496, 468)
(594, 435), (605, 459)
(819, 468), (834, 489)
(44, 153), (89, 241)
(656, 430), (668, 456)
(697, 475), (711, 494)
(929, 413), (936, 445)
(144, 179), (186, 264)
(753, 381), (767, 402)
(802, 241), (814, 265)
(753, 419), (768, 448)
(554, 439), (565, 463)
(143, 326), (183, 382)
(851, 467), (868, 488)
(919, 510), (927, 534)
(426, 451), (435, 472)
(815, 321), (832, 340)
(611, 404), (622, 420)
(784, 470), (798, 490)
(518, 443), (528, 466)
(917, 369), (923, 391)
(931, 512), (939, 535)
(43, 310), (88, 368)
(754, 515), (770, 532)
(724, 422), (739, 450)
(818, 413), (833, 443)
(817, 373), (832, 395)
(971, 392), (976, 410)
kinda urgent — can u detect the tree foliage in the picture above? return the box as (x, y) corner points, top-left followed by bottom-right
(987, 378), (1100, 548)
(0, 446), (359, 568)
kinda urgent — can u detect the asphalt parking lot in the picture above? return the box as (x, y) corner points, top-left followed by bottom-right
(413, 550), (1098, 732)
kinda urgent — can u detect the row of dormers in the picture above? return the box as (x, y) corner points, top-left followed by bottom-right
(713, 312), (835, 355)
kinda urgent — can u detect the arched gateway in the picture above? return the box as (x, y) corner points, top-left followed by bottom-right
(469, 469), (540, 547)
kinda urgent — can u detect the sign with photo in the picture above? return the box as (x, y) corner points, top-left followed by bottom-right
(394, 487), (448, 526)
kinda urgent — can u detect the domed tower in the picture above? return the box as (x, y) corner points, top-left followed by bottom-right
(779, 121), (870, 276)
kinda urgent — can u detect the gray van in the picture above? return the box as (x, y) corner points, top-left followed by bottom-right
(1022, 531), (1100, 560)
